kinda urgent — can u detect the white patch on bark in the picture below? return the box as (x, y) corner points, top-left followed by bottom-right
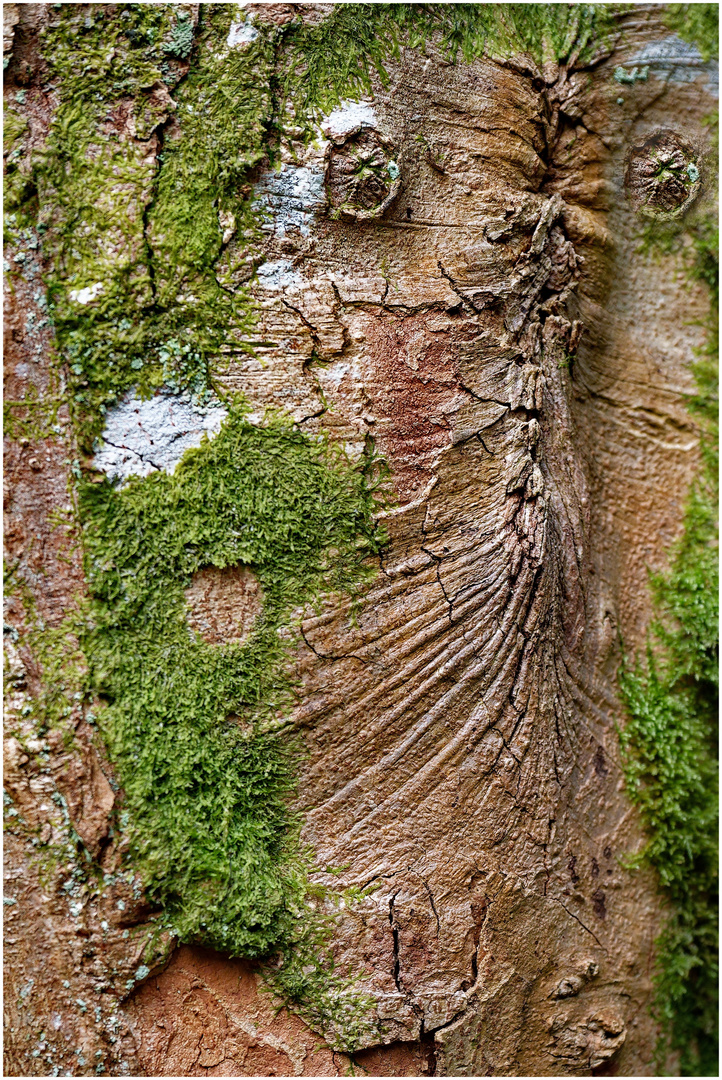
(226, 16), (258, 47)
(254, 258), (303, 290)
(68, 282), (104, 305)
(321, 100), (378, 139)
(93, 390), (227, 485)
(254, 164), (326, 237)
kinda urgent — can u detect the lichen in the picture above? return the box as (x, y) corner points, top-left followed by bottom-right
(619, 15), (718, 1068)
(614, 63), (649, 83)
(164, 10), (194, 61)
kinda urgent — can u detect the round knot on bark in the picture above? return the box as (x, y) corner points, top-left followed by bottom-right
(326, 126), (401, 221)
(624, 129), (701, 219)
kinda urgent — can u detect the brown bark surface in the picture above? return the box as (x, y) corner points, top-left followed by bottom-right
(4, 4), (716, 1076)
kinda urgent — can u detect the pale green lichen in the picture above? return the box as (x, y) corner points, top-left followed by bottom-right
(614, 63), (649, 83)
(164, 11), (194, 60)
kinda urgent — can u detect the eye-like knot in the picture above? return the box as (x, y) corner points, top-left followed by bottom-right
(624, 129), (701, 219)
(325, 126), (401, 222)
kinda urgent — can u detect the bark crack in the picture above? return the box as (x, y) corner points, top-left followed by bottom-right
(299, 624), (367, 666)
(389, 892), (402, 993)
(436, 259), (482, 313)
(420, 545), (455, 625)
(550, 897), (606, 950)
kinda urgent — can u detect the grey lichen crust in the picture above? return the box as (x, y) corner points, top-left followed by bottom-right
(93, 390), (228, 485)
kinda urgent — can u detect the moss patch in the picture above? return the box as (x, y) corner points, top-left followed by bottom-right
(278, 2), (617, 125)
(80, 402), (386, 958)
(32, 4), (276, 438)
(80, 401), (386, 1045)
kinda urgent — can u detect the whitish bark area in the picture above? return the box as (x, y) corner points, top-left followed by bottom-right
(4, 4), (716, 1076)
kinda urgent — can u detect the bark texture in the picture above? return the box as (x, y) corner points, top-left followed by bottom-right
(3, 4), (717, 1077)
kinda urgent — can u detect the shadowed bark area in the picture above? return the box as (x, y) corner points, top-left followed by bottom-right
(3, 4), (717, 1077)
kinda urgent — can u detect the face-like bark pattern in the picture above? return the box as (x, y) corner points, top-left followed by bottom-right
(207, 15), (711, 1075)
(4, 5), (715, 1076)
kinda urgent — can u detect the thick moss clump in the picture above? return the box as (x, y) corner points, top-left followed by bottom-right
(80, 403), (386, 959)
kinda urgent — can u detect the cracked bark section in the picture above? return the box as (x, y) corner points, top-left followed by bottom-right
(219, 13), (710, 1075)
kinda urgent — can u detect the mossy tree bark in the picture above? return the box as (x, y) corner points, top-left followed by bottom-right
(4, 4), (717, 1077)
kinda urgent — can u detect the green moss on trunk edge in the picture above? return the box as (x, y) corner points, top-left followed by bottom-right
(619, 18), (719, 1066)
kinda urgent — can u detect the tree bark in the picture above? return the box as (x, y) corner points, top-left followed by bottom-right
(3, 4), (716, 1076)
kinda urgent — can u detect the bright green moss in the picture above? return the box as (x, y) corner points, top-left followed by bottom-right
(79, 401), (386, 1042)
(3, 105), (27, 147)
(279, 3), (618, 122)
(619, 656), (717, 1075)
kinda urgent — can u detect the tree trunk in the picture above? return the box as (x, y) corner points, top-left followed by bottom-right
(3, 4), (717, 1077)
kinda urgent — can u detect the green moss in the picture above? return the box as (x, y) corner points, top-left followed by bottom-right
(620, 102), (718, 1075)
(277, 3), (618, 124)
(4, 568), (88, 743)
(3, 385), (64, 442)
(3, 105), (27, 148)
(619, 655), (717, 1075)
(33, 4), (272, 439)
(79, 400), (386, 1039)
(18, 1), (389, 1041)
